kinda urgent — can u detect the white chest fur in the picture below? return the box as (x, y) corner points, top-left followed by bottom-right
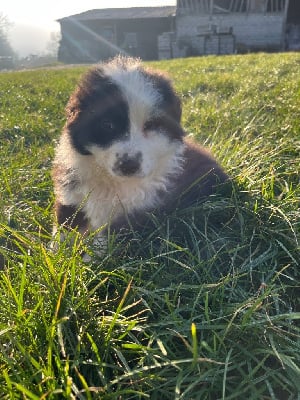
(54, 137), (185, 231)
(80, 174), (167, 230)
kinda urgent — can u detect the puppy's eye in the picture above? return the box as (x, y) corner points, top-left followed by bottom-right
(101, 119), (115, 130)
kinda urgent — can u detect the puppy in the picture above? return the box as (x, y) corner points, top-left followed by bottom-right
(52, 56), (228, 250)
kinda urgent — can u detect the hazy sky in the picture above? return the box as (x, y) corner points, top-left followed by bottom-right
(2, 0), (176, 56)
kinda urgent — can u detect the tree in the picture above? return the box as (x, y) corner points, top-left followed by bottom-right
(0, 13), (14, 57)
(46, 31), (61, 58)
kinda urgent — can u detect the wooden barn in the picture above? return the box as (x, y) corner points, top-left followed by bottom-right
(57, 7), (176, 63)
(57, 1), (300, 63)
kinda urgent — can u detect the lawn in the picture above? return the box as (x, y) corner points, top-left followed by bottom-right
(0, 53), (299, 399)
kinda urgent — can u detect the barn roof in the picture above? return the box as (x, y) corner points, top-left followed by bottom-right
(58, 6), (176, 22)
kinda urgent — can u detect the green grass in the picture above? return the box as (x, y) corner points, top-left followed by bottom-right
(0, 53), (299, 399)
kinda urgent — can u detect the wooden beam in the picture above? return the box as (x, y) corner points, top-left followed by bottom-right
(205, 0), (210, 13)
(246, 0), (250, 14)
(281, 0), (290, 49)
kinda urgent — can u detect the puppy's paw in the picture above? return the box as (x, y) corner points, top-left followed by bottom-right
(82, 234), (108, 262)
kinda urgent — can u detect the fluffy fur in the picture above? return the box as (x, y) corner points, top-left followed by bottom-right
(52, 56), (228, 244)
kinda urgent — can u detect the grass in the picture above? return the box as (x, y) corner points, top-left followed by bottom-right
(0, 53), (299, 399)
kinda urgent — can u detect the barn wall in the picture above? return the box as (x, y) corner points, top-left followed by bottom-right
(59, 17), (174, 63)
(116, 18), (174, 60)
(176, 14), (285, 50)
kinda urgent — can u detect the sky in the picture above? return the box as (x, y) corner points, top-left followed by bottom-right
(1, 0), (176, 57)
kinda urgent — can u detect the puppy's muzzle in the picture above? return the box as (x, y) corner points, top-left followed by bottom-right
(113, 152), (143, 176)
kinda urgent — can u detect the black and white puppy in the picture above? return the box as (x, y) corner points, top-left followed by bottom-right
(52, 56), (228, 247)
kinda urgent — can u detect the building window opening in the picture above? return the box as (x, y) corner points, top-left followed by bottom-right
(266, 0), (286, 13)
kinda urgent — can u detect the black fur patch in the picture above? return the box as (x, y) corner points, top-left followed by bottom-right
(66, 69), (130, 155)
(142, 68), (185, 141)
(55, 202), (88, 231)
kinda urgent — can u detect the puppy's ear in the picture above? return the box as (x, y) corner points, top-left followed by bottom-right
(65, 67), (109, 121)
(166, 89), (182, 124)
(146, 70), (182, 123)
(65, 90), (80, 122)
(144, 69), (185, 141)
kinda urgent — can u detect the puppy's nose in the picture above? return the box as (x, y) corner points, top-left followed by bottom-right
(119, 158), (140, 175)
(114, 152), (142, 176)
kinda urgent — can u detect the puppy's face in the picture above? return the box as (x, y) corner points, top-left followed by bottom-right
(65, 57), (185, 179)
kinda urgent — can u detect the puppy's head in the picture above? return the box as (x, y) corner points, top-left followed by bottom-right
(65, 56), (185, 179)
